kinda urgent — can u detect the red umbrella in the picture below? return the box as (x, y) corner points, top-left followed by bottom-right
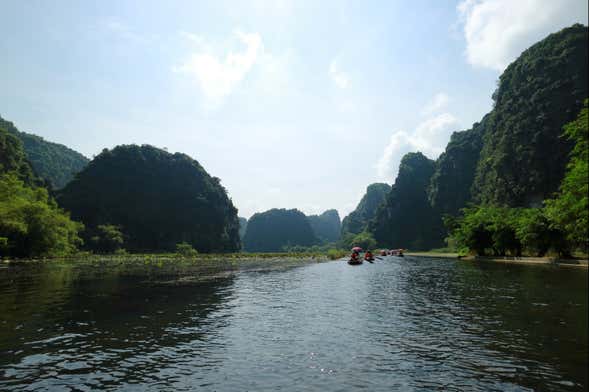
(352, 246), (363, 252)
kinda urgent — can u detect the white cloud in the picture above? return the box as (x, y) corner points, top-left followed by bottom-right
(173, 31), (263, 108)
(329, 59), (350, 89)
(457, 0), (588, 71)
(421, 92), (450, 115)
(375, 113), (459, 181)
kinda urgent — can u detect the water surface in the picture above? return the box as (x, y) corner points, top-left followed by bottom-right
(0, 257), (587, 391)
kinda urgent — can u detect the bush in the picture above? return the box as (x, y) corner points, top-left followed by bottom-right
(176, 242), (198, 257)
(89, 224), (124, 254)
(327, 249), (347, 260)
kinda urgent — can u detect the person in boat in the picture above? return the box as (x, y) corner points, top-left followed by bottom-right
(350, 251), (360, 262)
(364, 250), (374, 261)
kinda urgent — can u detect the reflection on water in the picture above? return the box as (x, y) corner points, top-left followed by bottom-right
(0, 257), (587, 391)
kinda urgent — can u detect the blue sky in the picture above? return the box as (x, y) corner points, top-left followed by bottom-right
(1, 0), (587, 218)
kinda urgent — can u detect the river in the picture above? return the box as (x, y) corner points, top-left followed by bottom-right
(0, 256), (587, 391)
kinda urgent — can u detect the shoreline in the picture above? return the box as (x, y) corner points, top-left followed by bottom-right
(406, 252), (588, 268)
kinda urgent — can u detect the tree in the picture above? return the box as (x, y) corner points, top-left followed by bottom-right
(0, 173), (83, 257)
(545, 100), (588, 251)
(89, 224), (124, 254)
(348, 231), (377, 251)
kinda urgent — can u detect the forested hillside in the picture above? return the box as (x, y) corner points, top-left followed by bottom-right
(428, 116), (488, 216)
(368, 24), (588, 252)
(0, 127), (38, 186)
(58, 145), (240, 253)
(1, 126), (82, 257)
(472, 24), (588, 207)
(341, 183), (390, 236)
(243, 208), (317, 252)
(0, 116), (89, 189)
(307, 209), (341, 243)
(370, 153), (444, 250)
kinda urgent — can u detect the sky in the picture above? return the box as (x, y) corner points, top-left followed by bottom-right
(1, 0), (587, 219)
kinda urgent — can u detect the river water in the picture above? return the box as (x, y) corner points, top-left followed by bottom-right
(0, 256), (587, 391)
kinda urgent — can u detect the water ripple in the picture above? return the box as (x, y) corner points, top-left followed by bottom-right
(0, 257), (587, 391)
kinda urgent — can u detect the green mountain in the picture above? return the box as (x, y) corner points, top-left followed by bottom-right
(341, 183), (390, 235)
(243, 208), (318, 252)
(369, 153), (444, 250)
(370, 24), (588, 250)
(472, 24), (588, 207)
(428, 115), (488, 216)
(58, 144), (240, 253)
(307, 209), (341, 243)
(0, 116), (89, 189)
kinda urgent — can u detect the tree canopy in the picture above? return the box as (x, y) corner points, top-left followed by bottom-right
(544, 100), (588, 250)
(58, 144), (240, 253)
(1, 128), (82, 257)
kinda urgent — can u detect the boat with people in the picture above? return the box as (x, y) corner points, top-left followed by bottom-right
(390, 249), (404, 257)
(348, 248), (364, 265)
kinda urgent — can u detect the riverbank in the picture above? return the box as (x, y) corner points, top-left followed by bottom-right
(405, 251), (459, 259)
(406, 252), (588, 268)
(0, 252), (335, 278)
(466, 255), (588, 268)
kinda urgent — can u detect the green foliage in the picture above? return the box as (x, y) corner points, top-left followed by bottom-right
(514, 208), (566, 256)
(544, 100), (589, 250)
(473, 24), (588, 207)
(175, 242), (198, 257)
(0, 116), (89, 189)
(341, 183), (390, 235)
(58, 144), (240, 253)
(0, 173), (83, 257)
(0, 126), (37, 186)
(370, 153), (444, 250)
(447, 206), (570, 257)
(345, 231), (377, 250)
(89, 224), (124, 254)
(307, 209), (341, 243)
(243, 208), (318, 252)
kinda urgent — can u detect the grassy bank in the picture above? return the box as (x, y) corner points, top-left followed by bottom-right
(0, 252), (342, 281)
(405, 251), (588, 268)
(405, 251), (459, 259)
